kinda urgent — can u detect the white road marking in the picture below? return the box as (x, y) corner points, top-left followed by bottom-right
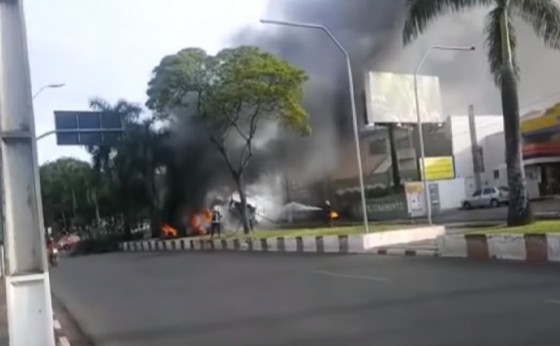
(58, 336), (71, 346)
(53, 319), (62, 330)
(312, 270), (389, 282)
(545, 299), (560, 305)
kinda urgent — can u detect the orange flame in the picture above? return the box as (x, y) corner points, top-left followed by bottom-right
(161, 224), (178, 238)
(189, 211), (210, 236)
(330, 211), (339, 220)
(204, 209), (212, 222)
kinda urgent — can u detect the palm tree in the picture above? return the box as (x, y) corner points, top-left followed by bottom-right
(403, 0), (560, 226)
(88, 98), (143, 173)
(113, 119), (168, 238)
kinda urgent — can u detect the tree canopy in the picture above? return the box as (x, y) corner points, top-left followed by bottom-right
(40, 46), (310, 238)
(146, 46), (310, 232)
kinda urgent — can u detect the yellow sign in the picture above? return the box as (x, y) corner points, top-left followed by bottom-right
(419, 156), (455, 181)
(521, 103), (560, 134)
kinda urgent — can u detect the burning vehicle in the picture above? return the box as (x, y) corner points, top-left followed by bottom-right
(160, 224), (178, 238)
(160, 208), (215, 238)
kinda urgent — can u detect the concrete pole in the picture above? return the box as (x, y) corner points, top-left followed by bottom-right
(468, 105), (482, 191)
(413, 73), (432, 225)
(0, 1), (55, 345)
(414, 45), (475, 224)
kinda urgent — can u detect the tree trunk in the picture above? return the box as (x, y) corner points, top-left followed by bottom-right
(500, 11), (533, 226)
(61, 210), (68, 232)
(388, 123), (401, 190)
(150, 206), (160, 239)
(95, 200), (101, 235)
(123, 211), (132, 240)
(234, 174), (251, 234)
(147, 171), (160, 239)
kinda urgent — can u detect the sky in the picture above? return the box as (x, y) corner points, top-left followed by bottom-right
(25, 0), (268, 164)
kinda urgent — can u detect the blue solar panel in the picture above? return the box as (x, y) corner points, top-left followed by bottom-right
(53, 111), (124, 146)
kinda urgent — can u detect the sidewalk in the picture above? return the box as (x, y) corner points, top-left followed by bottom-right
(0, 279), (80, 346)
(0, 280), (7, 345)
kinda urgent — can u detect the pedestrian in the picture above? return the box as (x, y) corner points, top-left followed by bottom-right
(248, 204), (256, 231)
(324, 200), (333, 227)
(210, 205), (222, 238)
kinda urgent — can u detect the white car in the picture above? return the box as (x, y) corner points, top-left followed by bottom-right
(462, 186), (509, 209)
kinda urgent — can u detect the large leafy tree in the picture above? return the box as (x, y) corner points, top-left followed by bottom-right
(146, 46), (310, 233)
(40, 158), (95, 233)
(403, 0), (560, 226)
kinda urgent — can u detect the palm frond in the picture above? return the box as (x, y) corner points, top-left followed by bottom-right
(403, 0), (493, 44)
(88, 97), (111, 111)
(484, 6), (520, 86)
(114, 99), (143, 122)
(510, 0), (560, 49)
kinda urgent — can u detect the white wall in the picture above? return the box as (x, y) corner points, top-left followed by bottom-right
(450, 115), (504, 179)
(482, 132), (506, 180)
(432, 178), (466, 210)
(450, 115), (542, 199)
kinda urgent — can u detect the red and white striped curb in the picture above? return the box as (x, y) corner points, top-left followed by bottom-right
(439, 233), (560, 262)
(120, 226), (445, 255)
(54, 317), (71, 346)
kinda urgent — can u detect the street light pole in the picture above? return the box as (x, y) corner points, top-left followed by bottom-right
(36, 130), (57, 141)
(415, 45), (475, 225)
(260, 19), (370, 233)
(32, 83), (65, 100)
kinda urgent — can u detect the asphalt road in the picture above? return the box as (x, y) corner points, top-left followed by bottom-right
(51, 252), (560, 346)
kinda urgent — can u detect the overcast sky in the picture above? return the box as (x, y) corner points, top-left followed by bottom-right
(25, 0), (267, 164)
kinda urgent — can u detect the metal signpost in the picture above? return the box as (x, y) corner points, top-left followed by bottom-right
(50, 111), (124, 145)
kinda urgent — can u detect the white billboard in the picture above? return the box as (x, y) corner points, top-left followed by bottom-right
(364, 71), (444, 124)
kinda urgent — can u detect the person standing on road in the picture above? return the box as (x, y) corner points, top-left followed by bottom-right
(210, 205), (222, 238)
(324, 200), (333, 227)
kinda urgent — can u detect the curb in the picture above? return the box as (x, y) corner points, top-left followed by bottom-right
(120, 226), (445, 255)
(54, 317), (71, 346)
(122, 235), (361, 254)
(439, 233), (560, 262)
(375, 248), (439, 257)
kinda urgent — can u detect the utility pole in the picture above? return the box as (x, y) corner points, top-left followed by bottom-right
(468, 105), (483, 191)
(0, 1), (56, 345)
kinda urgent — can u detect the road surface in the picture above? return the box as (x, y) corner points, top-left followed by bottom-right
(51, 252), (560, 346)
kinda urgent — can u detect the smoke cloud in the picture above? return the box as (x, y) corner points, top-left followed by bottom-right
(228, 0), (560, 182)
(163, 0), (560, 219)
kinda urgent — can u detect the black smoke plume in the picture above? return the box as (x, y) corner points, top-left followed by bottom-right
(162, 0), (560, 219)
(229, 0), (560, 181)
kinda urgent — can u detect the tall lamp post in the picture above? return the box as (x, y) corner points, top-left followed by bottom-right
(33, 83), (65, 100)
(260, 19), (369, 233)
(415, 45), (475, 225)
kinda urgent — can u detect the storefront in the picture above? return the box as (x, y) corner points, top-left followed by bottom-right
(521, 103), (560, 195)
